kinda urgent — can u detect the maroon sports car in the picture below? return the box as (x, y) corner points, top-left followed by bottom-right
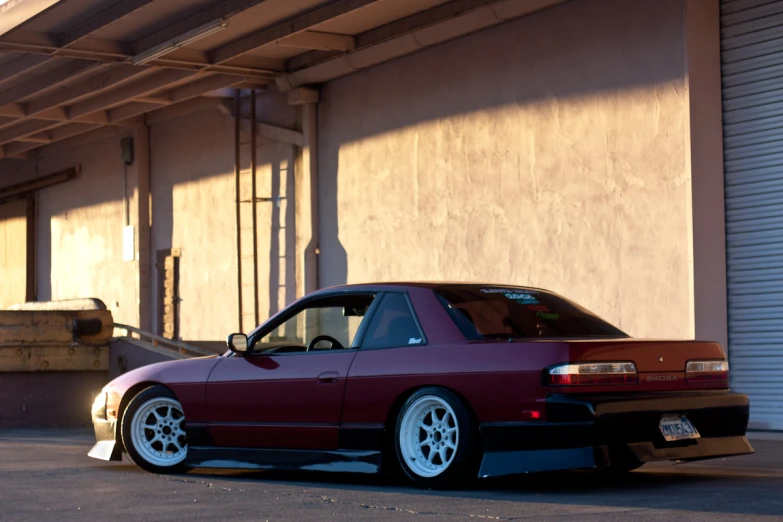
(89, 283), (753, 488)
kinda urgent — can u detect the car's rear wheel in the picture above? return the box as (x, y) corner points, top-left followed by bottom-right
(394, 387), (481, 489)
(121, 385), (189, 474)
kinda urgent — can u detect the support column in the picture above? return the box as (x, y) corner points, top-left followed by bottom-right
(291, 88), (320, 298)
(685, 0), (727, 349)
(133, 122), (152, 332)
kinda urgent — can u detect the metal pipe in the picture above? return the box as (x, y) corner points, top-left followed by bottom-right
(250, 89), (260, 326)
(234, 89), (243, 331)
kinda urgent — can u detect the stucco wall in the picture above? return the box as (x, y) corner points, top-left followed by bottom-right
(318, 0), (692, 338)
(150, 94), (298, 340)
(33, 136), (139, 327)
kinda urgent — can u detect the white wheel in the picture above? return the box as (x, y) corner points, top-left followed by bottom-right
(129, 396), (188, 467)
(398, 395), (459, 478)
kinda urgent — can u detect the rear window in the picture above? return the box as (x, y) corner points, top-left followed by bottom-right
(435, 286), (627, 340)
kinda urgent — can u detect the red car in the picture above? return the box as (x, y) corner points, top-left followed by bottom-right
(89, 283), (753, 488)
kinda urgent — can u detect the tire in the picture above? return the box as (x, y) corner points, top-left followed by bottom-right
(121, 385), (190, 474)
(394, 387), (481, 489)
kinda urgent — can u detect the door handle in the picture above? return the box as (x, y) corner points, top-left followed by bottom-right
(317, 371), (339, 384)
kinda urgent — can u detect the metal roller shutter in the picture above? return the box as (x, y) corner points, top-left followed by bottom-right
(722, 0), (783, 431)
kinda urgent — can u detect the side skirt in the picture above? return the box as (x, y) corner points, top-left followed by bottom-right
(185, 447), (383, 474)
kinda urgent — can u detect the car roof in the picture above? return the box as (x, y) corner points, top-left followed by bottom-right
(310, 282), (551, 294)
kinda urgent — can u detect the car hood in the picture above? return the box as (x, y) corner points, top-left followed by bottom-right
(103, 355), (222, 396)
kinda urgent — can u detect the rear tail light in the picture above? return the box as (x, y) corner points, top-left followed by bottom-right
(546, 362), (637, 386)
(685, 360), (729, 383)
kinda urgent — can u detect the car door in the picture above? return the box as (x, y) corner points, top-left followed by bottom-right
(204, 292), (378, 450)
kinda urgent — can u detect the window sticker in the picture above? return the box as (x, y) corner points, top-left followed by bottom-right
(408, 338), (423, 345)
(526, 305), (550, 312)
(504, 293), (539, 305)
(536, 312), (560, 320)
(481, 288), (539, 294)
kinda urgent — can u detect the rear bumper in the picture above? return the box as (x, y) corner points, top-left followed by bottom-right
(478, 391), (754, 478)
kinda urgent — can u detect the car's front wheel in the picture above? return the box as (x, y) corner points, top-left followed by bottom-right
(394, 387), (481, 489)
(121, 385), (189, 474)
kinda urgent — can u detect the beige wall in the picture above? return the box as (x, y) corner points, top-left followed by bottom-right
(318, 0), (693, 339)
(149, 93), (298, 340)
(33, 135), (138, 326)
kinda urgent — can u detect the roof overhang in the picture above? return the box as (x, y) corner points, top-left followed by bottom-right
(0, 0), (570, 163)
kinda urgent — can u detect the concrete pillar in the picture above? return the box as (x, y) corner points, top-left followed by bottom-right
(685, 0), (727, 349)
(133, 122), (152, 331)
(291, 88), (320, 297)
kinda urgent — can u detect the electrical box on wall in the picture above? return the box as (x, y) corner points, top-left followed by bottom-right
(120, 137), (134, 165)
(123, 225), (135, 261)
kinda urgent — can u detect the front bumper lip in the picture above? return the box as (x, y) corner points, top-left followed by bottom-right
(88, 419), (122, 462)
(477, 391), (754, 478)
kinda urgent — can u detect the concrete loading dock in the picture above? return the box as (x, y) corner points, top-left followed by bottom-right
(0, 0), (781, 432)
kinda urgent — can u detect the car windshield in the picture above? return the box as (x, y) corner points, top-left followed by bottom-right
(435, 286), (627, 340)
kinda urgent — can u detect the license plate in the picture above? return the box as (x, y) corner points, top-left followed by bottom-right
(659, 414), (700, 442)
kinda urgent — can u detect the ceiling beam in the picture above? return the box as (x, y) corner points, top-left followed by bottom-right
(276, 31), (355, 51)
(61, 0), (157, 48)
(168, 74), (250, 104)
(15, 134), (51, 144)
(133, 0), (269, 55)
(0, 104), (25, 118)
(0, 54), (51, 86)
(211, 0), (380, 65)
(0, 31), (277, 77)
(108, 74), (250, 124)
(0, 60), (104, 112)
(281, 0), (568, 88)
(67, 69), (198, 120)
(4, 123), (101, 156)
(26, 65), (151, 117)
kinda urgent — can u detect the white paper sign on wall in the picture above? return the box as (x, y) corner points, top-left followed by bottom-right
(123, 225), (135, 262)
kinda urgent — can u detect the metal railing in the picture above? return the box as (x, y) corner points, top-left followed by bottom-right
(112, 323), (219, 358)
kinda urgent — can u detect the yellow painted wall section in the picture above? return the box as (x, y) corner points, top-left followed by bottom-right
(318, 0), (692, 339)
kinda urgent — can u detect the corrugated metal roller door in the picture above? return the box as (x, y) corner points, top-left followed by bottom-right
(722, 0), (783, 431)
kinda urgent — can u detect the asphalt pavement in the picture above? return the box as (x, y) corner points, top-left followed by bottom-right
(0, 429), (782, 521)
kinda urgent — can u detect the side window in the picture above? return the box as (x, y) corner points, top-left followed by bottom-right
(252, 294), (375, 354)
(361, 293), (425, 349)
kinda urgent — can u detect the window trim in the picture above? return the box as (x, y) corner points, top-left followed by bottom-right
(358, 291), (428, 351)
(247, 291), (378, 356)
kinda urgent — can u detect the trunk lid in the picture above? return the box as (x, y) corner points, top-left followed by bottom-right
(565, 339), (726, 373)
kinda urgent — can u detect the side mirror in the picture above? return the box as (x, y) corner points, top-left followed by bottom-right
(227, 333), (249, 354)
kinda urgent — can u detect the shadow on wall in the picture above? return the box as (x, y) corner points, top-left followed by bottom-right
(3, 0), (687, 334)
(316, 0), (687, 289)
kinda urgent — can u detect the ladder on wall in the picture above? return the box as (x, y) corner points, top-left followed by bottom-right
(235, 89), (260, 333)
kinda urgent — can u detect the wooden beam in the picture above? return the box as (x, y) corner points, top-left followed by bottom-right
(61, 0), (157, 47)
(15, 134), (51, 144)
(211, 0), (379, 64)
(3, 123), (101, 154)
(66, 69), (197, 120)
(26, 65), (149, 117)
(0, 104), (24, 117)
(168, 74), (246, 104)
(133, 0), (269, 55)
(0, 54), (50, 86)
(277, 31), (355, 51)
(0, 59), (102, 111)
